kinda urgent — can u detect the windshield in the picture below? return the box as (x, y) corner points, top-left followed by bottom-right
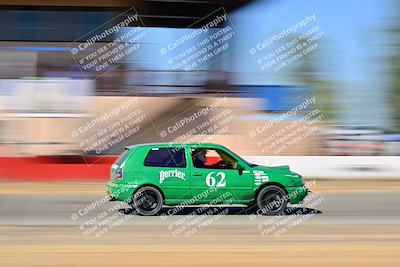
(223, 147), (258, 167)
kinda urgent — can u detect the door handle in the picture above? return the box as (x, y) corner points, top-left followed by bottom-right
(193, 173), (202, 177)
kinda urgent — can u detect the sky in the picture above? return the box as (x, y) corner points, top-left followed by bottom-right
(229, 0), (393, 127)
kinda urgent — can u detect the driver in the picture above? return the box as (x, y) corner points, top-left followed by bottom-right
(219, 151), (237, 169)
(192, 148), (207, 168)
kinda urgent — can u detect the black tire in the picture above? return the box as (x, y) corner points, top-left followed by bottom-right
(256, 185), (288, 215)
(132, 186), (163, 216)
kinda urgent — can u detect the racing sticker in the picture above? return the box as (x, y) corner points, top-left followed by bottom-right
(159, 169), (186, 184)
(205, 172), (226, 188)
(253, 170), (269, 185)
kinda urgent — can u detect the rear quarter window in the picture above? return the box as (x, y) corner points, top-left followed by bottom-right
(144, 148), (186, 168)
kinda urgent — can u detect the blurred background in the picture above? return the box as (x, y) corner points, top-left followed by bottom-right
(1, 2), (400, 267)
(0, 0), (400, 181)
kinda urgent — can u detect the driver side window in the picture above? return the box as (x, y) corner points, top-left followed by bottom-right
(191, 148), (238, 169)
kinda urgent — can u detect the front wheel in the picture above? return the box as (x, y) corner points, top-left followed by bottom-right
(256, 185), (288, 215)
(132, 186), (163, 216)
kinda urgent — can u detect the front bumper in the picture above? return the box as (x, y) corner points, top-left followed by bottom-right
(286, 185), (309, 204)
(106, 181), (138, 201)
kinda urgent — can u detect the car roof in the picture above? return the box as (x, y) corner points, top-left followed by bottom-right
(125, 142), (224, 149)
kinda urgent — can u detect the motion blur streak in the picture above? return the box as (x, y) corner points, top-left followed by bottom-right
(1, 181), (400, 266)
(1, 0), (400, 266)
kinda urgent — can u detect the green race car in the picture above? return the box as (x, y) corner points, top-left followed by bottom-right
(106, 143), (308, 216)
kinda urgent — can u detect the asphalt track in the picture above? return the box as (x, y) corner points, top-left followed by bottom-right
(0, 181), (400, 267)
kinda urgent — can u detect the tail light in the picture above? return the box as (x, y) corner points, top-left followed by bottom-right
(116, 168), (123, 180)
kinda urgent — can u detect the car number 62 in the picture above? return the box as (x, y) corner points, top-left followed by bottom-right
(205, 172), (226, 188)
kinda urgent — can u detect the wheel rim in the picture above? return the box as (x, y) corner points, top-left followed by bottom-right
(134, 189), (161, 214)
(260, 189), (284, 212)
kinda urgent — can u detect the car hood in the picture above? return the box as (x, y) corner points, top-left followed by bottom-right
(250, 164), (304, 187)
(253, 165), (291, 173)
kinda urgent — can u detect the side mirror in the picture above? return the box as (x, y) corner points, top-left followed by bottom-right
(237, 164), (244, 175)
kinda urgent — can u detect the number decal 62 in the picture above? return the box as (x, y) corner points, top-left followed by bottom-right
(205, 172), (226, 188)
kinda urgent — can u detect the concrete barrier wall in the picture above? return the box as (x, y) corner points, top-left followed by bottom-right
(244, 156), (400, 179)
(1, 155), (399, 181)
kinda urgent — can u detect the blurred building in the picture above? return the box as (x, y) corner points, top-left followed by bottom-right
(1, 0), (394, 158)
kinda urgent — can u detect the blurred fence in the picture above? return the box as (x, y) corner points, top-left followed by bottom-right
(1, 155), (400, 181)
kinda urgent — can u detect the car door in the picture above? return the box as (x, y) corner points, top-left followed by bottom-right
(189, 147), (253, 203)
(216, 148), (254, 202)
(224, 166), (254, 203)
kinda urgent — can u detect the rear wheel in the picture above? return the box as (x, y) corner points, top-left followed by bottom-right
(256, 185), (288, 215)
(132, 186), (163, 216)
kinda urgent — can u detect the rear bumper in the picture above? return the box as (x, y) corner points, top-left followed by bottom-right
(106, 181), (138, 201)
(287, 185), (309, 204)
